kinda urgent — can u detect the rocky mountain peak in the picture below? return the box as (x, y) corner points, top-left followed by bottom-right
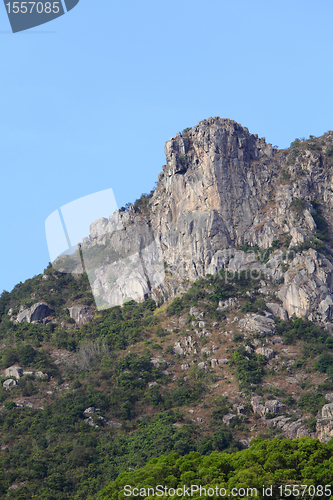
(55, 117), (333, 322)
(150, 117), (277, 280)
(161, 117), (273, 178)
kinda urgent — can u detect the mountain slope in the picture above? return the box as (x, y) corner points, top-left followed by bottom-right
(1, 118), (333, 498)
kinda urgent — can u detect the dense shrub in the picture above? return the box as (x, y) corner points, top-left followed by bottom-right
(100, 438), (333, 499)
(232, 347), (267, 387)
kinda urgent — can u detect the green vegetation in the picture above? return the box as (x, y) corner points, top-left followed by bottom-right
(297, 393), (326, 415)
(2, 188), (333, 498)
(326, 145), (333, 157)
(99, 438), (333, 500)
(232, 346), (267, 388)
(166, 270), (263, 319)
(133, 189), (155, 214)
(0, 402), (237, 499)
(119, 188), (156, 214)
(275, 317), (333, 383)
(280, 169), (291, 181)
(290, 138), (302, 148)
(0, 269), (93, 320)
(178, 155), (188, 166)
(311, 200), (329, 241)
(290, 197), (306, 216)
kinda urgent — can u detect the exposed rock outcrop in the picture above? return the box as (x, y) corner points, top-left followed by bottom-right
(266, 416), (309, 439)
(277, 249), (333, 321)
(68, 306), (93, 327)
(266, 302), (288, 320)
(251, 396), (285, 417)
(316, 402), (333, 442)
(255, 347), (275, 360)
(16, 303), (54, 324)
(3, 379), (17, 390)
(3, 366), (23, 379)
(174, 336), (197, 355)
(239, 314), (275, 336)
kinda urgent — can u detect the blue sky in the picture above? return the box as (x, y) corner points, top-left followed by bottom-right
(1, 0), (333, 293)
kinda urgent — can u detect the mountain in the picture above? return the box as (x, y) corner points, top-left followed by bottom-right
(1, 117), (333, 498)
(60, 117), (333, 321)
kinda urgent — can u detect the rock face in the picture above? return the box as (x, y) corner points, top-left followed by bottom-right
(151, 118), (274, 281)
(266, 416), (309, 439)
(277, 249), (333, 321)
(58, 117), (333, 322)
(16, 303), (54, 324)
(316, 402), (333, 442)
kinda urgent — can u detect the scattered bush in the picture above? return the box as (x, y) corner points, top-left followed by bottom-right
(290, 197), (306, 215)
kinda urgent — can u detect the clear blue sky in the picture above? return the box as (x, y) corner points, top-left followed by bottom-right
(1, 0), (333, 293)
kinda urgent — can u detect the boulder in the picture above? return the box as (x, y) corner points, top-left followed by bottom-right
(251, 396), (266, 417)
(223, 414), (236, 426)
(266, 302), (288, 320)
(217, 297), (239, 311)
(85, 416), (103, 428)
(239, 314), (275, 336)
(83, 407), (98, 417)
(255, 347), (275, 359)
(16, 303), (54, 324)
(189, 307), (203, 318)
(150, 358), (167, 368)
(3, 379), (17, 390)
(68, 306), (93, 327)
(4, 366), (23, 379)
(251, 396), (285, 417)
(106, 420), (122, 429)
(321, 402), (333, 419)
(237, 405), (245, 415)
(174, 336), (197, 356)
(265, 399), (285, 414)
